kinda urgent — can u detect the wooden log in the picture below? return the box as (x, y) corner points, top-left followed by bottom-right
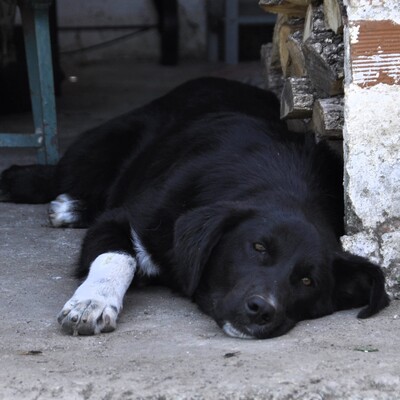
(261, 43), (284, 97)
(278, 18), (305, 76)
(302, 32), (344, 96)
(300, 5), (344, 96)
(280, 77), (315, 119)
(260, 13), (287, 96)
(303, 4), (328, 42)
(259, 0), (310, 17)
(286, 30), (307, 77)
(271, 14), (289, 70)
(323, 0), (345, 34)
(312, 97), (344, 139)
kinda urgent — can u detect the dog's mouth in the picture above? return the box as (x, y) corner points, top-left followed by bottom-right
(221, 318), (296, 340)
(222, 321), (255, 339)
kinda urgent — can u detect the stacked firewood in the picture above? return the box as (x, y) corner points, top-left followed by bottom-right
(259, 0), (345, 141)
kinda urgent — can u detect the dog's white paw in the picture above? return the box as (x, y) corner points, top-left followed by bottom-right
(49, 194), (83, 228)
(57, 292), (120, 335)
(58, 253), (137, 335)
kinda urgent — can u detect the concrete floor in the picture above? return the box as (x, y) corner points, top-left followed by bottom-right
(1, 60), (399, 400)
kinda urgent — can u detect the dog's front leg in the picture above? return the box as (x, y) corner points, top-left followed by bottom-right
(58, 252), (136, 335)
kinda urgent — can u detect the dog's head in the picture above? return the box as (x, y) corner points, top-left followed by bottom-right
(173, 202), (389, 339)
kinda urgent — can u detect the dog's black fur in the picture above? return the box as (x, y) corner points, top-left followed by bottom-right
(0, 77), (389, 339)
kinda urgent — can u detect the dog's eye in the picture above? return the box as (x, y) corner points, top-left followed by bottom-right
(301, 277), (313, 286)
(253, 242), (267, 253)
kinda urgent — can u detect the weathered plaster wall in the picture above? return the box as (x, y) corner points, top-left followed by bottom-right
(342, 0), (400, 295)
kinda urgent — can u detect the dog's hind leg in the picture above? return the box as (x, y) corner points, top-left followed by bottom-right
(0, 164), (89, 227)
(58, 209), (137, 335)
(0, 164), (57, 203)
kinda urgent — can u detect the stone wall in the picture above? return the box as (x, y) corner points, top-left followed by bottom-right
(341, 0), (400, 296)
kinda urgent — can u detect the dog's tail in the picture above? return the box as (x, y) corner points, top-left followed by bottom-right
(0, 164), (58, 203)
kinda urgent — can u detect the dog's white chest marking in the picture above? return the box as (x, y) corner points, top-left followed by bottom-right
(58, 252), (136, 335)
(131, 228), (160, 276)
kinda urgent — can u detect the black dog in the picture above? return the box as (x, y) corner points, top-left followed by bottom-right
(0, 78), (389, 339)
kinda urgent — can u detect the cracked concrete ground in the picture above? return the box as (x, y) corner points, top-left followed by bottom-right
(0, 61), (399, 400)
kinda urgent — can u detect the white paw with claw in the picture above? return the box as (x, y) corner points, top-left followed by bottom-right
(58, 252), (136, 335)
(57, 286), (121, 335)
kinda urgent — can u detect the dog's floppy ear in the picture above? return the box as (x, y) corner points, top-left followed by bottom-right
(173, 202), (253, 297)
(332, 252), (389, 318)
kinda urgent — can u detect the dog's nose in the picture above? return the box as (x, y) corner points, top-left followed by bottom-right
(245, 295), (276, 325)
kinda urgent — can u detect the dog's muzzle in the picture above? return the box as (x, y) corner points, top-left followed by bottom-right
(219, 294), (295, 339)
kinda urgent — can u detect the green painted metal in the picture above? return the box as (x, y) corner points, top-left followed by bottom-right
(0, 133), (43, 147)
(19, 2), (43, 139)
(0, 0), (59, 164)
